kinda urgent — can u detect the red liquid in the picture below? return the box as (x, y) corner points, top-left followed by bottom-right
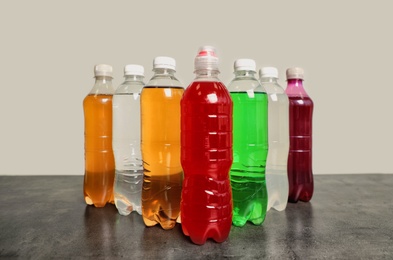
(287, 95), (314, 202)
(180, 81), (233, 245)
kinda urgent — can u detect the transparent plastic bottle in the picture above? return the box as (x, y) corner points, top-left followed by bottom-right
(285, 67), (314, 202)
(259, 67), (289, 211)
(181, 46), (233, 244)
(113, 64), (145, 216)
(83, 64), (115, 207)
(227, 59), (268, 226)
(141, 57), (184, 229)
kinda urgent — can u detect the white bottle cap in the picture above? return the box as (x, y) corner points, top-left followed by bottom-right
(234, 59), (256, 72)
(286, 67), (304, 80)
(94, 64), (113, 77)
(153, 56), (176, 71)
(259, 67), (278, 78)
(194, 45), (219, 72)
(124, 64), (144, 76)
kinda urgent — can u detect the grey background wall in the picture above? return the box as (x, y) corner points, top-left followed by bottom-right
(0, 0), (392, 175)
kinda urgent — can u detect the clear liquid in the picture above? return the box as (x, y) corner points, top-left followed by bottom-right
(264, 89), (290, 211)
(112, 93), (143, 215)
(114, 170), (143, 215)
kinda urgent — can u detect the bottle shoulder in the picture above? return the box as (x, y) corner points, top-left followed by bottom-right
(83, 94), (113, 106)
(115, 81), (144, 94)
(227, 77), (263, 92)
(261, 82), (286, 94)
(146, 75), (183, 88)
(287, 95), (314, 107)
(88, 84), (115, 95)
(183, 81), (232, 104)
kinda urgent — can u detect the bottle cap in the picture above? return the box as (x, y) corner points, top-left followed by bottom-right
(124, 64), (144, 76)
(194, 45), (219, 72)
(234, 59), (256, 72)
(94, 64), (113, 77)
(286, 67), (304, 80)
(259, 67), (278, 78)
(153, 56), (176, 71)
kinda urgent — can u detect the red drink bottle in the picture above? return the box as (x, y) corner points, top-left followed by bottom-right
(180, 46), (233, 245)
(285, 67), (314, 202)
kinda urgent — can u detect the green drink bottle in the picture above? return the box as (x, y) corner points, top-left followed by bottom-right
(227, 59), (268, 227)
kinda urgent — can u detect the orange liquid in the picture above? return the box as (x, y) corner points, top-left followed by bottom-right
(83, 94), (115, 207)
(141, 87), (184, 229)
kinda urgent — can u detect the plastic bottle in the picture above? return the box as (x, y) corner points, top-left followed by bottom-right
(140, 57), (184, 229)
(259, 67), (289, 211)
(181, 46), (233, 244)
(285, 67), (314, 202)
(227, 59), (268, 226)
(113, 64), (145, 216)
(83, 64), (115, 207)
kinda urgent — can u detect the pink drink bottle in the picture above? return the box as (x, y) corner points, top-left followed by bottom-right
(285, 67), (314, 202)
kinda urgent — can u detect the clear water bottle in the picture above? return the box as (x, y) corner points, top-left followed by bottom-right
(259, 67), (289, 211)
(113, 64), (145, 216)
(227, 59), (268, 226)
(285, 67), (314, 202)
(181, 46), (233, 244)
(141, 57), (184, 229)
(83, 64), (115, 207)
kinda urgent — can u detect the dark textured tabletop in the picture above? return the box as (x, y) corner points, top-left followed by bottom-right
(1, 174), (392, 259)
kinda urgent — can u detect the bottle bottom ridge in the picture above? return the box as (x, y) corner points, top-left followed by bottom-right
(141, 172), (183, 230)
(231, 174), (267, 227)
(114, 169), (143, 215)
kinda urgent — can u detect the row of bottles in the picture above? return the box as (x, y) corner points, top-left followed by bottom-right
(83, 46), (313, 245)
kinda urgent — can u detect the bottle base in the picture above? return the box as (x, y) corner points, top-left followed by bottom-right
(143, 216), (177, 230)
(232, 215), (265, 227)
(181, 216), (232, 245)
(182, 225), (230, 245)
(268, 198), (288, 211)
(269, 203), (287, 211)
(84, 196), (107, 208)
(288, 193), (313, 203)
(114, 198), (142, 216)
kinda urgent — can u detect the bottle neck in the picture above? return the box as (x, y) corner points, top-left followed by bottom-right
(91, 76), (114, 95)
(147, 68), (182, 87)
(124, 75), (144, 82)
(259, 77), (278, 83)
(194, 69), (220, 80)
(234, 70), (257, 79)
(153, 68), (175, 76)
(286, 78), (308, 96)
(94, 76), (113, 84)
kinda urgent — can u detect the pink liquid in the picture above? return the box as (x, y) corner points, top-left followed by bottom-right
(286, 79), (314, 202)
(180, 80), (233, 245)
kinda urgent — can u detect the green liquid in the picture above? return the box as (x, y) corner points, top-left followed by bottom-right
(230, 92), (268, 226)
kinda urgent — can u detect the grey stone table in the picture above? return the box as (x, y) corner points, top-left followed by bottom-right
(0, 174), (392, 259)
